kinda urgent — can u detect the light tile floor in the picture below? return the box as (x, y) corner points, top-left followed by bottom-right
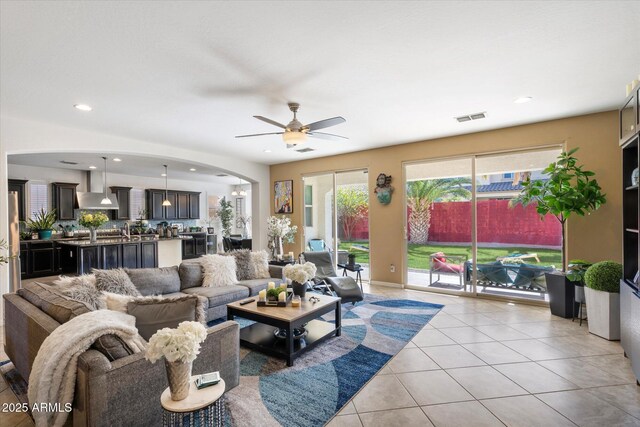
(327, 283), (640, 427)
(1, 283), (638, 427)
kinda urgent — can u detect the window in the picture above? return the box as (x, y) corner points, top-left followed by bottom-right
(304, 185), (313, 227)
(29, 182), (48, 218)
(130, 188), (145, 219)
(502, 172), (514, 179)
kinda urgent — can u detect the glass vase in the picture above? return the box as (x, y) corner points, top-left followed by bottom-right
(89, 228), (98, 243)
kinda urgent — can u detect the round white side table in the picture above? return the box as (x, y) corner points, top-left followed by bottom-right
(160, 377), (226, 427)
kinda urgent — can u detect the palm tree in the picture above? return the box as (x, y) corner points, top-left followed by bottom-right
(407, 178), (471, 244)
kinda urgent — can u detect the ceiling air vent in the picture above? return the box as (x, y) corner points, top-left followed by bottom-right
(60, 160), (79, 165)
(455, 112), (486, 122)
(296, 148), (315, 153)
(216, 174), (228, 177)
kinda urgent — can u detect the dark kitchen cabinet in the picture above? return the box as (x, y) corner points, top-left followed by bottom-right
(195, 236), (207, 256)
(8, 179), (27, 221)
(182, 239), (196, 259)
(122, 243), (140, 269)
(54, 244), (63, 273)
(146, 189), (200, 220)
(189, 193), (200, 219)
(140, 241), (158, 268)
(80, 246), (100, 273)
(178, 193), (190, 219)
(19, 242), (29, 277)
(164, 192), (178, 219)
(29, 242), (55, 277)
(101, 245), (122, 270)
(52, 182), (78, 220)
(147, 190), (166, 220)
(110, 186), (132, 220)
(181, 233), (207, 259)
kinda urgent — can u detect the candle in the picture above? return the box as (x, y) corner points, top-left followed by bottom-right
(268, 282), (275, 290)
(288, 251), (294, 259)
(258, 289), (266, 301)
(291, 296), (301, 307)
(278, 291), (286, 302)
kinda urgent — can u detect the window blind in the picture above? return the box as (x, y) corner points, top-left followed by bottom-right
(29, 182), (48, 218)
(130, 188), (145, 220)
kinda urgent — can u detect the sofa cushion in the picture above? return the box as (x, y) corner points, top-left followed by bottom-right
(226, 250), (253, 281)
(163, 291), (209, 311)
(126, 295), (204, 341)
(182, 285), (249, 308)
(92, 335), (134, 361)
(18, 281), (92, 324)
(237, 279), (283, 297)
(93, 268), (141, 296)
(55, 275), (106, 310)
(179, 262), (204, 290)
(250, 250), (271, 279)
(201, 254), (237, 287)
(125, 266), (181, 296)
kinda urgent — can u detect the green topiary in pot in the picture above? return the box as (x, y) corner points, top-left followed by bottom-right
(584, 261), (622, 293)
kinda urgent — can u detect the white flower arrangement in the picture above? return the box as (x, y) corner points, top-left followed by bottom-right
(267, 215), (298, 243)
(145, 321), (207, 364)
(283, 262), (317, 284)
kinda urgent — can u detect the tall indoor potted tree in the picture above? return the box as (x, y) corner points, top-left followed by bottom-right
(511, 148), (606, 317)
(217, 197), (233, 237)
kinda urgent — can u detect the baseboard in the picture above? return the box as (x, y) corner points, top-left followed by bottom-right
(370, 280), (403, 288)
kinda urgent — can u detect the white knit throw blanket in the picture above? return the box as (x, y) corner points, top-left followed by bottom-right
(28, 310), (146, 427)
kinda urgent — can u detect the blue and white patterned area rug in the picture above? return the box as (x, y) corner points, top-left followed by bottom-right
(218, 294), (443, 427)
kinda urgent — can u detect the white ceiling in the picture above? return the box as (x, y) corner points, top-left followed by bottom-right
(7, 153), (245, 185)
(1, 1), (638, 165)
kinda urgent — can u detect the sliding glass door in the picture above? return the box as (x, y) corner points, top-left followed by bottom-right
(404, 146), (563, 302)
(302, 169), (370, 282)
(405, 157), (473, 294)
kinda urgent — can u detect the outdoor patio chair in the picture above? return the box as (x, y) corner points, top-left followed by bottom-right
(308, 239), (329, 251)
(429, 252), (467, 290)
(301, 251), (364, 304)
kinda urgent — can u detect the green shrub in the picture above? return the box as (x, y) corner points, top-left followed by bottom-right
(584, 261), (622, 293)
(266, 287), (285, 299)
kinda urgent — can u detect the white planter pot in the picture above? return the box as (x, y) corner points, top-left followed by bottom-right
(584, 287), (620, 340)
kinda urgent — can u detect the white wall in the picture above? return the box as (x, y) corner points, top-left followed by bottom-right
(0, 115), (271, 321)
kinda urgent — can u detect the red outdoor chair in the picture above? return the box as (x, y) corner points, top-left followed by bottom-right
(429, 252), (467, 290)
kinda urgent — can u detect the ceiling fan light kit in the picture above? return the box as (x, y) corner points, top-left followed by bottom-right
(236, 102), (347, 147)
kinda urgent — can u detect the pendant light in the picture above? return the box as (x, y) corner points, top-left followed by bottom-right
(100, 157), (112, 205)
(162, 165), (172, 206)
(239, 179), (247, 196)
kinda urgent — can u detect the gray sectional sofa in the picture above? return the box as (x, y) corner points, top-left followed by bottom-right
(3, 258), (285, 426)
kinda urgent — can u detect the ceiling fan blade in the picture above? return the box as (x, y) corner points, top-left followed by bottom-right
(306, 116), (346, 131)
(235, 132), (284, 138)
(254, 116), (287, 129)
(307, 132), (349, 141)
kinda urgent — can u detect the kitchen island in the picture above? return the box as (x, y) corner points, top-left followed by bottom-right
(58, 235), (190, 274)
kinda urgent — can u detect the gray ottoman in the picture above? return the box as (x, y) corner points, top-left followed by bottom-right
(326, 276), (364, 304)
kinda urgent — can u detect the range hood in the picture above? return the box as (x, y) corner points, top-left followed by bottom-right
(76, 192), (119, 210)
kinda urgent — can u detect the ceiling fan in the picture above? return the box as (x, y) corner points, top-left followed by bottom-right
(235, 102), (347, 147)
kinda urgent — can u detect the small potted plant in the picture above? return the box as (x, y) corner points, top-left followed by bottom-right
(511, 148), (606, 318)
(584, 261), (623, 340)
(25, 208), (57, 240)
(267, 286), (286, 302)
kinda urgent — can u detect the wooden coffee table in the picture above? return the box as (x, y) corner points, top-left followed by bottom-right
(227, 294), (341, 366)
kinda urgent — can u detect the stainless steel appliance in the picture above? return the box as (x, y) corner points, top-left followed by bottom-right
(8, 191), (21, 291)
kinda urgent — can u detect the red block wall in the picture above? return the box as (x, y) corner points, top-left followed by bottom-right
(409, 200), (561, 246)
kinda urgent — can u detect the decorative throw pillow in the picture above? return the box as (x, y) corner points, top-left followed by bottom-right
(250, 250), (271, 279)
(125, 266), (181, 296)
(92, 335), (134, 361)
(226, 249), (253, 280)
(200, 254), (237, 287)
(126, 295), (204, 341)
(53, 274), (96, 287)
(179, 262), (204, 289)
(93, 268), (141, 296)
(57, 276), (106, 310)
(18, 281), (92, 323)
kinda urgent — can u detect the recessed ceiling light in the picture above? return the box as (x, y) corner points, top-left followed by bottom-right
(514, 96), (533, 104)
(189, 168), (196, 172)
(161, 173), (167, 177)
(73, 104), (93, 111)
(264, 149), (272, 153)
(112, 158), (122, 162)
(89, 165), (97, 169)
